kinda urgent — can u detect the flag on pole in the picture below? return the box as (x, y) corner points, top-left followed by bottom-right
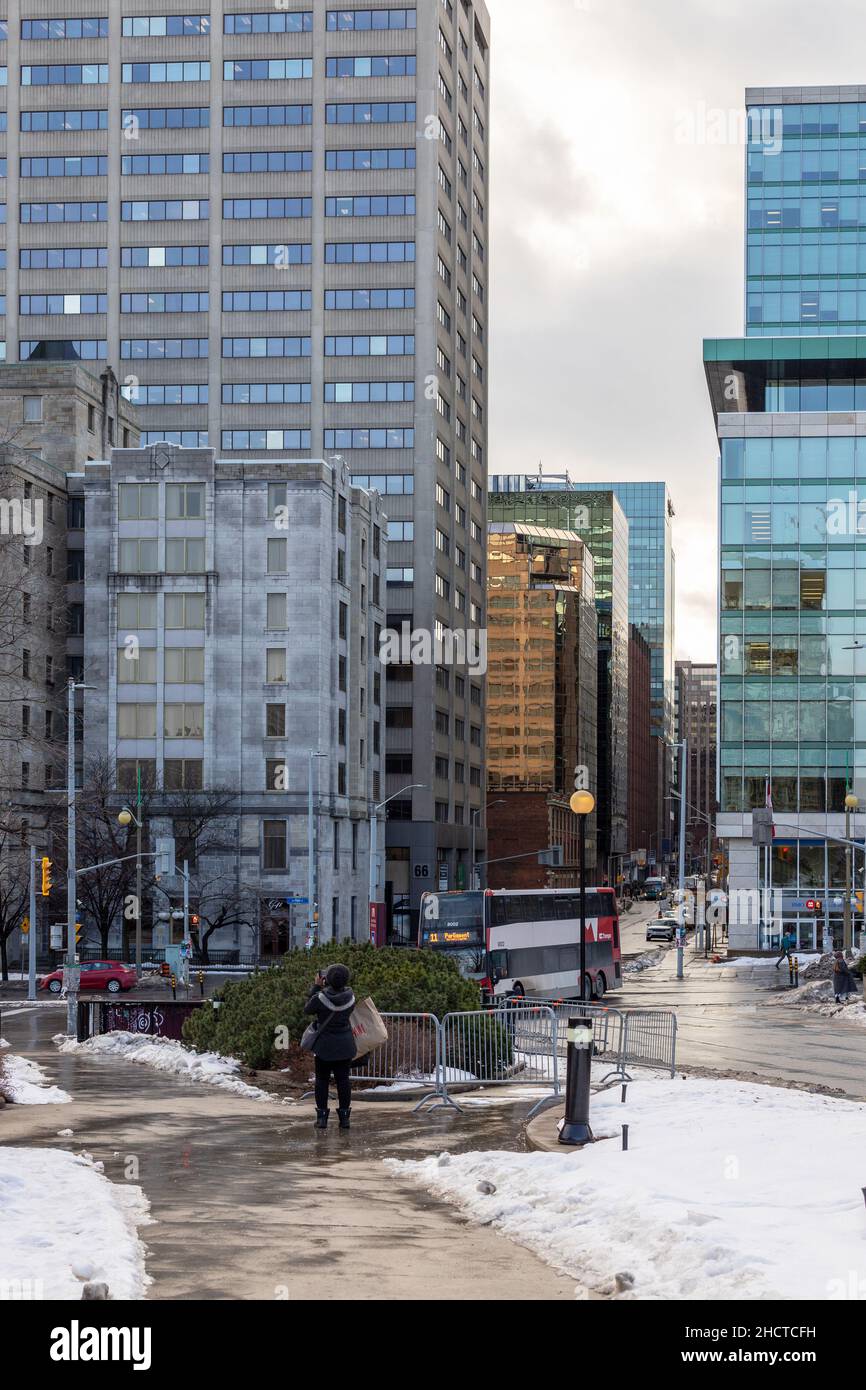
(765, 779), (775, 838)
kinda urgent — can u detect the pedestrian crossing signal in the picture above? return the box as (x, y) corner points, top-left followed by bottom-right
(41, 857), (52, 896)
(20, 916), (29, 935)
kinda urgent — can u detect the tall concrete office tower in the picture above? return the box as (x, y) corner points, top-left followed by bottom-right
(0, 1), (491, 940)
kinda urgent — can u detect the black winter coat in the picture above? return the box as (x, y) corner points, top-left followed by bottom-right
(303, 985), (358, 1062)
(833, 961), (857, 997)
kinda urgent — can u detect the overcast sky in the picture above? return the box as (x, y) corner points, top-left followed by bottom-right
(487, 0), (866, 661)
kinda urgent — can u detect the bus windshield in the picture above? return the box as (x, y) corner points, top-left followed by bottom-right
(418, 892), (487, 979)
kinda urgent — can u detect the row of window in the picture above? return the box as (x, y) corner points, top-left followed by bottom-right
(12, 244), (483, 282)
(222, 430), (311, 451)
(9, 11), (420, 39)
(113, 382), (428, 413)
(6, 102), (441, 132)
(324, 428), (414, 449)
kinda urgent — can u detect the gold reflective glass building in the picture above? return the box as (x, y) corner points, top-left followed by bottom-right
(486, 524), (598, 886)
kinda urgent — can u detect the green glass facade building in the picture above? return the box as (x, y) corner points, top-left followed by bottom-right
(706, 84), (866, 951)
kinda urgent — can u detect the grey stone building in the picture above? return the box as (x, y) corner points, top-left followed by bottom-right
(0, 1), (492, 941)
(82, 442), (384, 956)
(0, 361), (139, 969)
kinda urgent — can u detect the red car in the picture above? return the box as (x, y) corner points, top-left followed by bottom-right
(39, 960), (137, 994)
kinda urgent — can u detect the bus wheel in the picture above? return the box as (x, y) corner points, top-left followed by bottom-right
(594, 972), (606, 1000)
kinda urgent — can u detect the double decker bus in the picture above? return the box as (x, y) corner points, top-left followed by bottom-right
(418, 886), (622, 1000)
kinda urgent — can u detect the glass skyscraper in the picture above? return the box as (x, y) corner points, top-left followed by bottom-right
(570, 480), (675, 743)
(706, 84), (866, 952)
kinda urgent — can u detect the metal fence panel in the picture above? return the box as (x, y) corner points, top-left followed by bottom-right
(622, 1009), (678, 1077)
(350, 1012), (441, 1092)
(435, 1006), (560, 1115)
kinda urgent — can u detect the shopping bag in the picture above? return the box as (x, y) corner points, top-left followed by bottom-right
(350, 996), (388, 1058)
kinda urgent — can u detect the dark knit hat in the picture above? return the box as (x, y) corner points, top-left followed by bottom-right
(325, 963), (350, 989)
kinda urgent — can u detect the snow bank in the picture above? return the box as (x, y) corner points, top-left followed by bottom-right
(391, 1075), (866, 1301)
(622, 950), (663, 974)
(0, 1052), (71, 1105)
(57, 1031), (273, 1101)
(0, 1147), (149, 1299)
(766, 977), (866, 1024)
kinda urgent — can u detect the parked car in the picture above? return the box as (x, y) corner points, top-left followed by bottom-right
(646, 918), (677, 942)
(39, 960), (136, 994)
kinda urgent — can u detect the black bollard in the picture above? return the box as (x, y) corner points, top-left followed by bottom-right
(622, 1124), (629, 1151)
(557, 1015), (594, 1146)
(621, 1083), (628, 1104)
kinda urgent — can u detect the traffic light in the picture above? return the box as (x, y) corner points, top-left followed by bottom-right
(41, 857), (52, 896)
(20, 916), (29, 935)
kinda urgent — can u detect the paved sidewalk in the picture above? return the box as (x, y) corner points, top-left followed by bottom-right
(1, 1004), (576, 1301)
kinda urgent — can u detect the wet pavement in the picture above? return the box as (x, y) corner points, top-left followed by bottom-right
(617, 938), (866, 1098)
(0, 1003), (576, 1301)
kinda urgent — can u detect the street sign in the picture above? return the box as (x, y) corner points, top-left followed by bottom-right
(285, 896), (309, 905)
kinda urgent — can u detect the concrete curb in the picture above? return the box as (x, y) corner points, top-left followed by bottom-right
(525, 1107), (566, 1153)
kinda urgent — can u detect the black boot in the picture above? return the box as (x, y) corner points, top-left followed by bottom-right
(337, 1106), (351, 1130)
(315, 1108), (329, 1129)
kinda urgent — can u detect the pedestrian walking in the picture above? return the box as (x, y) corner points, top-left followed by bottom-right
(775, 929), (796, 969)
(833, 952), (858, 1004)
(303, 963), (357, 1131)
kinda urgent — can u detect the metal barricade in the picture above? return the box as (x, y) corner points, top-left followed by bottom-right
(621, 1009), (678, 1078)
(349, 1012), (444, 1111)
(510, 999), (677, 1082)
(433, 1006), (560, 1116)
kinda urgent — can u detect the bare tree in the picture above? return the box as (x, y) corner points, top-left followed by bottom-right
(0, 823), (32, 981)
(73, 757), (153, 956)
(195, 874), (257, 964)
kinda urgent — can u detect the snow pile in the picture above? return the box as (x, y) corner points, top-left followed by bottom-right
(802, 952), (852, 982)
(766, 977), (866, 1024)
(0, 1147), (150, 1299)
(391, 1075), (866, 1301)
(57, 1031), (273, 1101)
(0, 1052), (71, 1105)
(622, 950), (663, 974)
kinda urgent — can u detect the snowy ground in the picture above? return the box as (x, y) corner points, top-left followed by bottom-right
(766, 976), (866, 1025)
(0, 1047), (71, 1105)
(57, 1031), (274, 1102)
(391, 1075), (866, 1300)
(0, 1147), (149, 1299)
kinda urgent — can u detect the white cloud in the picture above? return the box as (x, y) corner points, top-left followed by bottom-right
(487, 0), (866, 661)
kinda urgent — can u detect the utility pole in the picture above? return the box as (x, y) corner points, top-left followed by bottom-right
(307, 752), (324, 946)
(844, 792), (859, 951)
(65, 679), (80, 1037)
(677, 739), (688, 980)
(27, 843), (36, 1002)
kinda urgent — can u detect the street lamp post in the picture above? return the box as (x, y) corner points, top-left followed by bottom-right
(470, 799), (505, 890)
(368, 783), (424, 943)
(117, 801), (143, 975)
(64, 678), (93, 1036)
(570, 790), (596, 1002)
(845, 792), (859, 952)
(307, 751), (325, 948)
